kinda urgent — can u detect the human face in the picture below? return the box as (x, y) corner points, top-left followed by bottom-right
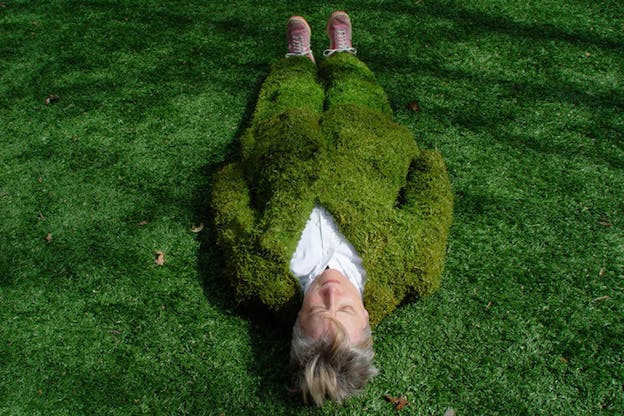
(298, 269), (369, 344)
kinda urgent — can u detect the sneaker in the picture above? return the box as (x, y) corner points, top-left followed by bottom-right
(286, 16), (315, 63)
(323, 11), (357, 57)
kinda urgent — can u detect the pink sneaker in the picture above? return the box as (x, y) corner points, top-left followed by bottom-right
(286, 16), (315, 63)
(323, 11), (357, 57)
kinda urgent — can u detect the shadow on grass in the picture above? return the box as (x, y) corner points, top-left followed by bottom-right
(194, 207), (305, 410)
(353, 0), (622, 52)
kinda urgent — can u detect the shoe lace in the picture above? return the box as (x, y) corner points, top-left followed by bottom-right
(286, 33), (311, 57)
(335, 28), (349, 49)
(323, 28), (357, 57)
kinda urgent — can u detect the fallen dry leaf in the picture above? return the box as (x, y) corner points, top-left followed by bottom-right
(190, 222), (205, 233)
(395, 397), (408, 411)
(138, 220), (149, 226)
(45, 95), (60, 105)
(592, 295), (610, 302)
(444, 409), (456, 416)
(385, 395), (399, 403)
(155, 251), (165, 266)
(407, 101), (420, 112)
(385, 394), (409, 411)
(598, 219), (612, 227)
(599, 267), (606, 276)
(45, 233), (52, 243)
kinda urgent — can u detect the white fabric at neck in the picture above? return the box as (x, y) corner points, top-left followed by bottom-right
(289, 205), (366, 294)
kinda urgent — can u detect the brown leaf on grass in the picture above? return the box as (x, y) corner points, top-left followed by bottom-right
(45, 95), (60, 105)
(598, 219), (612, 227)
(395, 397), (408, 411)
(599, 267), (606, 276)
(385, 394), (409, 411)
(444, 409), (457, 416)
(385, 394), (399, 403)
(592, 295), (610, 302)
(138, 220), (149, 226)
(190, 222), (205, 233)
(155, 251), (165, 266)
(407, 101), (420, 112)
(45, 233), (52, 243)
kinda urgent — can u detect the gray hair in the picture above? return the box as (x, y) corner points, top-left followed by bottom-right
(289, 317), (378, 406)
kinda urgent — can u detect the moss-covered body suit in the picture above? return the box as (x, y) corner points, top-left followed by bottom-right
(212, 54), (453, 326)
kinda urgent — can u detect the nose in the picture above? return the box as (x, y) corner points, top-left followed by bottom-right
(322, 284), (338, 310)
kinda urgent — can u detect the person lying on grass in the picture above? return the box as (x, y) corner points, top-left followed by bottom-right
(211, 11), (453, 406)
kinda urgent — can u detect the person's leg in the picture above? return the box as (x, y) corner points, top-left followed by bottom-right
(251, 56), (322, 123)
(317, 12), (411, 180)
(318, 12), (391, 116)
(251, 16), (320, 122)
(319, 53), (392, 115)
(241, 17), (324, 208)
(315, 12), (422, 232)
(215, 17), (324, 319)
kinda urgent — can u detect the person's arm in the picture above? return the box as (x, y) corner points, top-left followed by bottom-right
(211, 162), (255, 249)
(392, 148), (453, 296)
(363, 149), (453, 325)
(211, 162), (301, 314)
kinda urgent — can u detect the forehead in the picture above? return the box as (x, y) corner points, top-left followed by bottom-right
(300, 314), (364, 344)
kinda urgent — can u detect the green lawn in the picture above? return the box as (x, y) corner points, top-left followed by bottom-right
(1, 1), (622, 415)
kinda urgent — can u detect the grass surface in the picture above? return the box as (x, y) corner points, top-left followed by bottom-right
(1, 0), (622, 415)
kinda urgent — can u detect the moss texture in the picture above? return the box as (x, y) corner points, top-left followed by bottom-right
(211, 54), (453, 326)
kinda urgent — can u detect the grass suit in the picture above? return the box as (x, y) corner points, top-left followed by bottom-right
(211, 53), (453, 326)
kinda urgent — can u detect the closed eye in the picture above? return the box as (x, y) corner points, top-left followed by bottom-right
(307, 306), (355, 315)
(309, 306), (328, 315)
